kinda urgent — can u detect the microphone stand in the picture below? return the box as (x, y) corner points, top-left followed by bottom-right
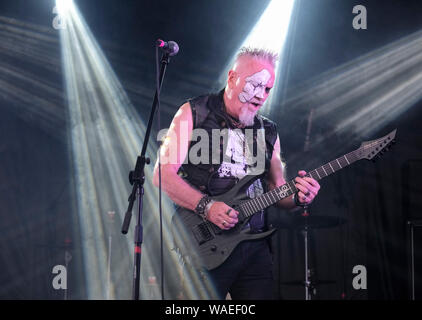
(121, 51), (171, 300)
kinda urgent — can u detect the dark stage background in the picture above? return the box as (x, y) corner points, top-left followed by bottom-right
(0, 0), (421, 300)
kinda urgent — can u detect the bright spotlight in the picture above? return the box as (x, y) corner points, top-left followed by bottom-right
(56, 0), (74, 15)
(241, 0), (295, 53)
(58, 0), (207, 299)
(217, 0), (296, 113)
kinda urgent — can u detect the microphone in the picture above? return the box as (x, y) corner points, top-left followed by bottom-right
(156, 39), (179, 56)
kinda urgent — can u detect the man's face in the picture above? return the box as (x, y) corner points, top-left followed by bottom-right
(228, 57), (275, 125)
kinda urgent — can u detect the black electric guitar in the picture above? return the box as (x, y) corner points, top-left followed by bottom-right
(171, 129), (397, 270)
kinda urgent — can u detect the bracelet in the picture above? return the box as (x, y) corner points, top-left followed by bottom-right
(204, 200), (216, 219)
(195, 195), (212, 217)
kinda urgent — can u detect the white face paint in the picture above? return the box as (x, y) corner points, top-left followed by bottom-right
(238, 69), (271, 103)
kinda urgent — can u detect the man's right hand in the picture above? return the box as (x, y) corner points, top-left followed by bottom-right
(206, 201), (239, 230)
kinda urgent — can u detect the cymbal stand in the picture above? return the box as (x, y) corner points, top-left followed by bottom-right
(301, 205), (315, 300)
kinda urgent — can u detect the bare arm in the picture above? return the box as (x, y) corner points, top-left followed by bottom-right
(152, 102), (203, 211)
(152, 103), (238, 229)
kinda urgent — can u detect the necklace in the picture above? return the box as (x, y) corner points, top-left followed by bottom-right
(228, 115), (246, 129)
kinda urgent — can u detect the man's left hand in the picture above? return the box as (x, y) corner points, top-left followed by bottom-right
(294, 170), (320, 206)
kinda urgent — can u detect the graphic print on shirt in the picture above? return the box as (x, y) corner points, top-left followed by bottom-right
(217, 128), (265, 200)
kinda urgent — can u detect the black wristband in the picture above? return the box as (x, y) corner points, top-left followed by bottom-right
(195, 195), (212, 216)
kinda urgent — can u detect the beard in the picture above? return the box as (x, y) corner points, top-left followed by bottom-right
(238, 105), (257, 126)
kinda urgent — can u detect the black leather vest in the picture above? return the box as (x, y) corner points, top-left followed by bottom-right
(178, 90), (278, 231)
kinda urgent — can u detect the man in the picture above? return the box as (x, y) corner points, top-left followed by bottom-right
(153, 47), (320, 299)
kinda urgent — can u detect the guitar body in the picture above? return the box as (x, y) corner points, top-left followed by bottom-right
(171, 175), (276, 270)
(171, 129), (397, 271)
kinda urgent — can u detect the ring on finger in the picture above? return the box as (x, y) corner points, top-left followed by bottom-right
(222, 220), (227, 226)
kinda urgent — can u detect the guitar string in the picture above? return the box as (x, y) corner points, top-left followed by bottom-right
(204, 138), (392, 228)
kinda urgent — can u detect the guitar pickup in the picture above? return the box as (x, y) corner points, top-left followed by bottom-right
(192, 222), (214, 245)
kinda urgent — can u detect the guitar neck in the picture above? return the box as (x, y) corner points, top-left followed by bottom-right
(239, 149), (361, 218)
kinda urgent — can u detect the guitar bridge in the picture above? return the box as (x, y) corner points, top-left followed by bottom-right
(192, 222), (214, 245)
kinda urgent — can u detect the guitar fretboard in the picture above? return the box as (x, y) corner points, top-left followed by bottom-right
(238, 150), (361, 217)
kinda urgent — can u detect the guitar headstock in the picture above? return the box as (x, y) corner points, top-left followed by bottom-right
(356, 129), (397, 161)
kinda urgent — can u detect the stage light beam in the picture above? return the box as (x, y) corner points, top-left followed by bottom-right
(280, 29), (422, 168)
(241, 0), (295, 54)
(56, 0), (74, 15)
(217, 0), (296, 114)
(58, 0), (213, 299)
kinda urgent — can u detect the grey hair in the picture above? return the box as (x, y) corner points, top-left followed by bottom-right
(235, 47), (278, 68)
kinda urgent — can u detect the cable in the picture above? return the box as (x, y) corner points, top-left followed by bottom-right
(155, 45), (165, 300)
